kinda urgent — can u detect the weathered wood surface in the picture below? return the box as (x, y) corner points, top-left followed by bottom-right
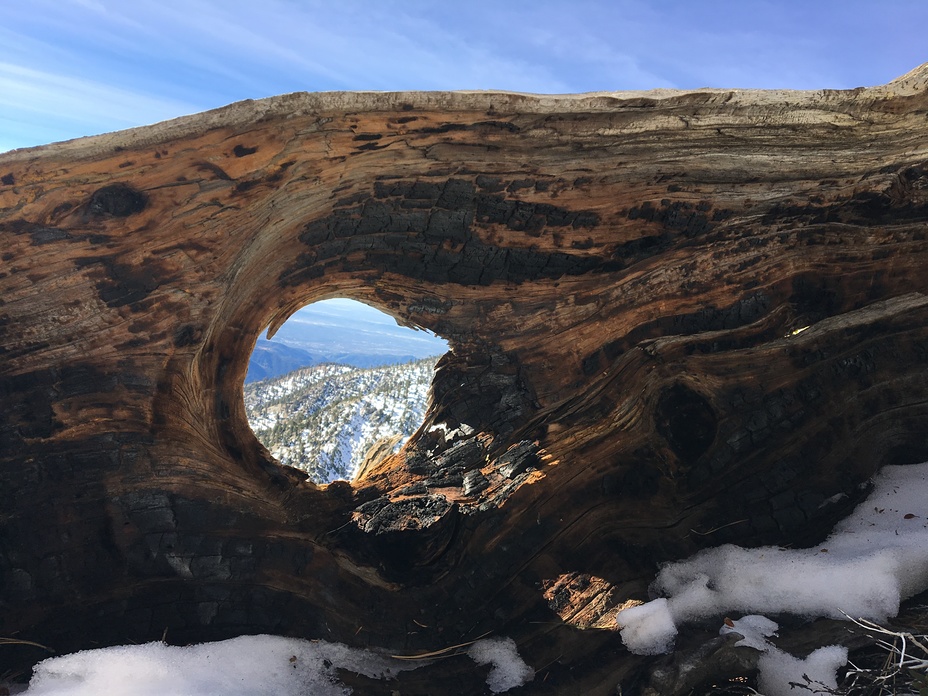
(3, 65), (928, 691)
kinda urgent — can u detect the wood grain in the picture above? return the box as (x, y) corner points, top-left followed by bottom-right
(3, 66), (928, 692)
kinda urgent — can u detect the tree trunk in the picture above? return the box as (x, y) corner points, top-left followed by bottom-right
(3, 66), (928, 692)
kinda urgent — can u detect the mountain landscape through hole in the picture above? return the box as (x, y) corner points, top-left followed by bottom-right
(244, 299), (448, 483)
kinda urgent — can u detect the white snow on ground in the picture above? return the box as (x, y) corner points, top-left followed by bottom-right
(757, 643), (848, 696)
(17, 635), (533, 695)
(617, 461), (928, 694)
(466, 636), (535, 693)
(22, 635), (411, 696)
(718, 616), (848, 695)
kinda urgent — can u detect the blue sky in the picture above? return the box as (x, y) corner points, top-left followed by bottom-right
(2, 0), (926, 153)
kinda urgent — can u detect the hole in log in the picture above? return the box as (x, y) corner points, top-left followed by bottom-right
(243, 298), (448, 484)
(655, 384), (717, 463)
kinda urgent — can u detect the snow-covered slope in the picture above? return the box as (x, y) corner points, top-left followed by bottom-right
(244, 358), (438, 483)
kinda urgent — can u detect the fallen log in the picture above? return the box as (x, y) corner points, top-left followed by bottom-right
(2, 65), (928, 692)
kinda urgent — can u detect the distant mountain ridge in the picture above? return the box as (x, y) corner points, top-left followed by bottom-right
(244, 357), (439, 483)
(245, 338), (428, 383)
(245, 299), (448, 383)
(245, 339), (316, 383)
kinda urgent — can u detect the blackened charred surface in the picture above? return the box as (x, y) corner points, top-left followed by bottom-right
(706, 446), (867, 548)
(196, 161), (232, 181)
(584, 291), (777, 370)
(475, 120), (521, 133)
(1, 219), (76, 245)
(403, 438), (487, 489)
(581, 351), (602, 376)
(173, 324), (203, 347)
(290, 226), (601, 287)
(0, 340), (51, 362)
(790, 274), (842, 324)
(97, 276), (155, 308)
(88, 184), (148, 217)
(885, 441), (928, 469)
(356, 494), (453, 535)
(621, 462), (662, 499)
(678, 299), (928, 552)
(0, 363), (155, 449)
(475, 174), (505, 192)
(655, 384), (717, 464)
(410, 120), (521, 136)
(761, 169), (928, 227)
(0, 369), (63, 444)
(2, 488), (338, 665)
(116, 491), (277, 581)
(427, 349), (537, 443)
(3, 219), (75, 245)
(371, 176), (600, 230)
(607, 232), (673, 268)
(626, 199), (730, 238)
(353, 141), (390, 153)
(496, 440), (540, 479)
(29, 227), (74, 245)
(676, 292), (772, 334)
(350, 494), (459, 582)
(288, 177), (603, 286)
(232, 144), (258, 157)
(76, 255), (167, 308)
(476, 195), (600, 232)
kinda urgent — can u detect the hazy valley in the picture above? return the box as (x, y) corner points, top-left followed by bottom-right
(245, 298), (448, 383)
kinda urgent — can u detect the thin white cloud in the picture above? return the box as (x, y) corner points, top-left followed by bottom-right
(0, 62), (200, 143)
(116, 0), (577, 94)
(69, 0), (108, 14)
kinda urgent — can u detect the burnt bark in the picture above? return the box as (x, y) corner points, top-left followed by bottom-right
(2, 66), (928, 691)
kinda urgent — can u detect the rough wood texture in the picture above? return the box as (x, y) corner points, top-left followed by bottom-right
(3, 65), (928, 692)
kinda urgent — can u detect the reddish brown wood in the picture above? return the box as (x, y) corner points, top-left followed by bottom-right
(3, 66), (928, 691)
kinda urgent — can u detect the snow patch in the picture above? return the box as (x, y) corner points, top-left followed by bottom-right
(757, 644), (848, 696)
(466, 637), (535, 693)
(20, 634), (534, 696)
(23, 635), (414, 696)
(617, 462), (928, 657)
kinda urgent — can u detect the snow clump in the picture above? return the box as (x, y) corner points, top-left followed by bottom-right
(467, 636), (535, 693)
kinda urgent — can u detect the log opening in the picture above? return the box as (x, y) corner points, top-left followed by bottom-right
(242, 296), (449, 484)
